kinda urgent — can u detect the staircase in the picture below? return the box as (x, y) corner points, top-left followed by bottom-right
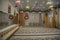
(10, 27), (60, 40)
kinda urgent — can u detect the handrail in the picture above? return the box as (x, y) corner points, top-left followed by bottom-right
(0, 24), (19, 40)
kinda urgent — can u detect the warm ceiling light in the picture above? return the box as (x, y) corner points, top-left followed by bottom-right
(15, 1), (20, 5)
(26, 6), (30, 10)
(26, 6), (30, 9)
(46, 2), (52, 6)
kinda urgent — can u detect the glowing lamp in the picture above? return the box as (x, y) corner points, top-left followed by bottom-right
(15, 1), (20, 5)
(25, 6), (30, 11)
(26, 6), (30, 9)
(46, 2), (52, 6)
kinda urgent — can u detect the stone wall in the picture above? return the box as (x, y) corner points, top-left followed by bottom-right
(0, 11), (12, 29)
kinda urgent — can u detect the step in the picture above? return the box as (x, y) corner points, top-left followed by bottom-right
(9, 27), (60, 40)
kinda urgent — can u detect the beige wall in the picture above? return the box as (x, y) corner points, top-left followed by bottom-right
(27, 12), (40, 24)
(59, 9), (60, 27)
(0, 0), (18, 15)
(0, 0), (8, 13)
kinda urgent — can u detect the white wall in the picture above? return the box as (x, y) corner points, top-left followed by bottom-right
(0, 0), (9, 13)
(27, 12), (40, 24)
(0, 0), (18, 15)
(0, 0), (18, 26)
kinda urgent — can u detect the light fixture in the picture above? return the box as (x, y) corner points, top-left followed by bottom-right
(26, 5), (30, 10)
(46, 2), (52, 7)
(26, 6), (29, 8)
(15, 1), (20, 5)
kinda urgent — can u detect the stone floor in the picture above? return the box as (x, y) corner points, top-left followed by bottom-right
(9, 27), (60, 40)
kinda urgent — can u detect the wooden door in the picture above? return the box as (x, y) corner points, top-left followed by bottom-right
(51, 14), (56, 28)
(43, 13), (50, 28)
(12, 14), (18, 24)
(19, 13), (25, 26)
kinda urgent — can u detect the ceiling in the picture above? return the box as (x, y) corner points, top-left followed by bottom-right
(10, 0), (60, 12)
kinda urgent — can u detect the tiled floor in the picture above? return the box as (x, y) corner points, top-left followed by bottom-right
(9, 27), (60, 40)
